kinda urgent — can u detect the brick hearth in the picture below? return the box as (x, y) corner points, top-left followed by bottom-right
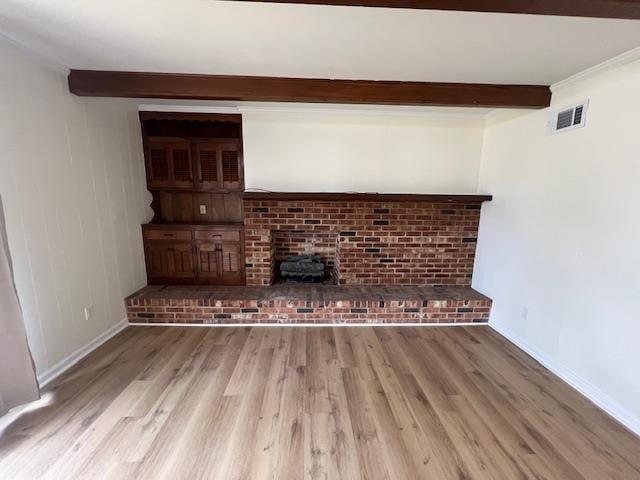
(126, 284), (492, 324)
(244, 196), (486, 286)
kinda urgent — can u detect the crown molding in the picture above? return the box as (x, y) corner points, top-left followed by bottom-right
(551, 46), (640, 93)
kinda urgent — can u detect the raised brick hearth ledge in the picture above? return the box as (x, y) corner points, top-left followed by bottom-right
(126, 285), (492, 324)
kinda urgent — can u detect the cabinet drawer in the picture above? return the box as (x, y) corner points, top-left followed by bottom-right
(144, 229), (192, 241)
(194, 230), (241, 242)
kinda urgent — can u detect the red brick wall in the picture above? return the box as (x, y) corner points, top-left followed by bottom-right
(244, 199), (483, 286)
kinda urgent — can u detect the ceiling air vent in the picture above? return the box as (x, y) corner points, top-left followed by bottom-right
(547, 100), (589, 135)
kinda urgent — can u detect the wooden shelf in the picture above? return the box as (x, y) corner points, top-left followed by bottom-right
(241, 192), (492, 203)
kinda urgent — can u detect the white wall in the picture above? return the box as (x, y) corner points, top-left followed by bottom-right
(473, 57), (640, 432)
(243, 112), (484, 193)
(0, 39), (151, 378)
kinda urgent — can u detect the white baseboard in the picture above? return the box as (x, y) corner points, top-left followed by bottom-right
(37, 319), (128, 388)
(128, 321), (486, 328)
(490, 323), (640, 438)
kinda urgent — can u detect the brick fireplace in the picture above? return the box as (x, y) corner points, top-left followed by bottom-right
(125, 193), (494, 325)
(243, 192), (490, 286)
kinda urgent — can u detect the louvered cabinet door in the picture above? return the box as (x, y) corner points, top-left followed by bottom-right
(195, 242), (222, 280)
(146, 143), (171, 188)
(220, 144), (242, 190)
(170, 142), (194, 189)
(195, 143), (220, 190)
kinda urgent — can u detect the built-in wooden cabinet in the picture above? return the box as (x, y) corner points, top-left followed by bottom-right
(143, 225), (244, 285)
(140, 112), (246, 285)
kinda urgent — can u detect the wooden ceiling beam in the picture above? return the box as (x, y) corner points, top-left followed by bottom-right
(68, 70), (551, 109)
(231, 0), (640, 19)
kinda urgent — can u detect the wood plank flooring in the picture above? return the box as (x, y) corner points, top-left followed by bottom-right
(1, 326), (639, 479)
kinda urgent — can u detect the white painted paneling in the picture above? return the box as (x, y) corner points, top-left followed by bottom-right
(243, 112), (484, 193)
(0, 39), (151, 376)
(474, 57), (640, 431)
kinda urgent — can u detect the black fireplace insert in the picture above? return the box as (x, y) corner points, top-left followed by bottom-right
(279, 254), (325, 282)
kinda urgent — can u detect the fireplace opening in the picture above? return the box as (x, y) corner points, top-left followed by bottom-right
(272, 230), (339, 284)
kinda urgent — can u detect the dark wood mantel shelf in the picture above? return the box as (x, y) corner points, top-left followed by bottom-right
(242, 191), (492, 203)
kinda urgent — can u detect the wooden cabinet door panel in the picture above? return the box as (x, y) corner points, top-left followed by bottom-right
(145, 242), (195, 279)
(196, 242), (221, 279)
(170, 143), (194, 189)
(220, 242), (242, 282)
(145, 243), (172, 279)
(195, 143), (220, 190)
(171, 242), (196, 278)
(147, 144), (171, 188)
(221, 147), (242, 190)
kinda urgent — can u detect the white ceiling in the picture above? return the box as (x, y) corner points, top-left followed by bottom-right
(1, 0), (639, 85)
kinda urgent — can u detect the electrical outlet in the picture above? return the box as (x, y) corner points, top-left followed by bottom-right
(521, 307), (528, 320)
(199, 204), (207, 215)
(84, 306), (93, 321)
